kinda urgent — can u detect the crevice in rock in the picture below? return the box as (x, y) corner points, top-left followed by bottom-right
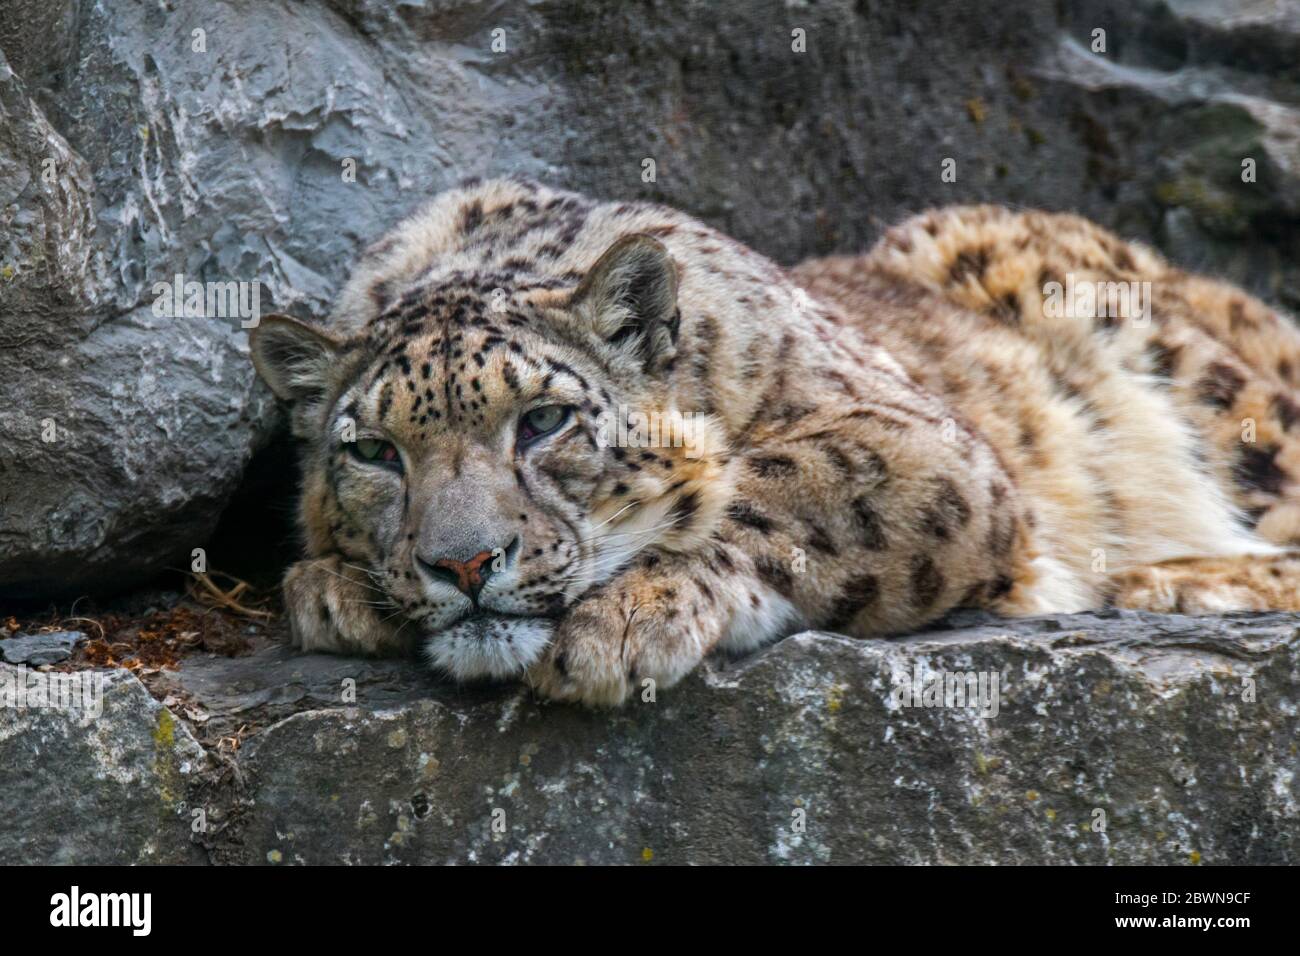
(203, 425), (302, 592)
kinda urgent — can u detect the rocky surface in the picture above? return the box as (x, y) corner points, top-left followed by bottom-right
(3, 611), (1297, 865)
(0, 629), (84, 664)
(0, 661), (209, 864)
(2, 0), (1299, 597)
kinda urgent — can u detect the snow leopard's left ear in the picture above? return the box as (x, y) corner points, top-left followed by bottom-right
(569, 234), (680, 369)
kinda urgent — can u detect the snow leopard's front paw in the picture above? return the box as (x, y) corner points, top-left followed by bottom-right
(282, 556), (411, 656)
(525, 586), (703, 708)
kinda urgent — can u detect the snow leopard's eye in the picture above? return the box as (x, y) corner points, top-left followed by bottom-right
(352, 437), (403, 472)
(518, 405), (571, 446)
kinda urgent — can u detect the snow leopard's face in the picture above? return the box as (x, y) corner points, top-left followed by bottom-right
(251, 234), (728, 679)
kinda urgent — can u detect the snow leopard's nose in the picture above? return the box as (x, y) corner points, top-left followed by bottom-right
(417, 536), (519, 601)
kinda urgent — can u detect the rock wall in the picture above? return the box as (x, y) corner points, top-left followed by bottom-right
(3, 611), (1296, 865)
(2, 0), (1298, 597)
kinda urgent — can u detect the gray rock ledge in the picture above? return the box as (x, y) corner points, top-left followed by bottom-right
(1, 610), (1296, 865)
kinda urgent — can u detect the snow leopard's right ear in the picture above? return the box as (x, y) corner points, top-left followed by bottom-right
(249, 313), (342, 407)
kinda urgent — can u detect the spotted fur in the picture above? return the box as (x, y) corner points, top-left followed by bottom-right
(251, 183), (1300, 707)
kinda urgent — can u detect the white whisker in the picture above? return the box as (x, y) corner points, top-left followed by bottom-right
(318, 563), (388, 594)
(589, 499), (640, 533)
(342, 562), (388, 586)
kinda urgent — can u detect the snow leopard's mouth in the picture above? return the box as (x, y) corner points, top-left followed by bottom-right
(422, 612), (555, 682)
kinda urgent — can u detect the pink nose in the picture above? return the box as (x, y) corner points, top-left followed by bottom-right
(426, 550), (496, 598)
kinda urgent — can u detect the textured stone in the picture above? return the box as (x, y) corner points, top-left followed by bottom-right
(0, 662), (209, 864)
(3, 0), (1300, 596)
(200, 612), (1299, 865)
(0, 629), (84, 665)
(8, 611), (1293, 865)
